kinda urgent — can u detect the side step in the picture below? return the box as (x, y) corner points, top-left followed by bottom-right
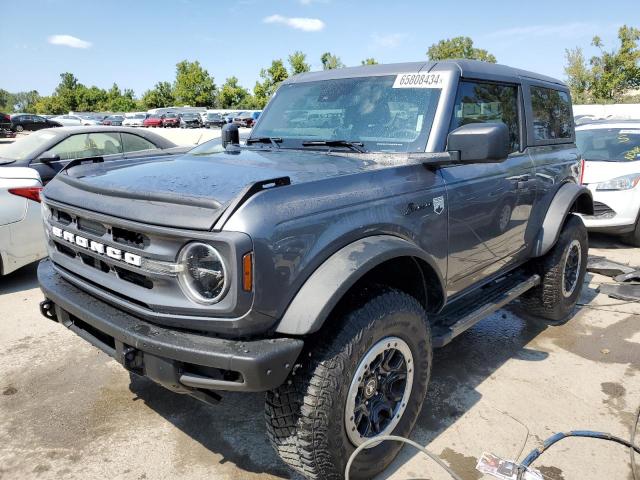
(431, 273), (540, 348)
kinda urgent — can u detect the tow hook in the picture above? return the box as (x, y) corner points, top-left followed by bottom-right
(39, 300), (57, 321)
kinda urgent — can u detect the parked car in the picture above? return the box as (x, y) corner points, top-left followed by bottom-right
(0, 167), (46, 275)
(37, 60), (592, 480)
(102, 115), (125, 126)
(50, 114), (100, 127)
(233, 111), (261, 128)
(179, 112), (202, 128)
(1, 112), (11, 131)
(162, 112), (180, 128)
(223, 111), (239, 123)
(143, 114), (165, 128)
(10, 114), (62, 132)
(123, 113), (148, 127)
(0, 126), (189, 183)
(203, 112), (225, 129)
(576, 120), (640, 245)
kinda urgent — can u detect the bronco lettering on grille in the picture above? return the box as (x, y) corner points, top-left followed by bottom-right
(51, 226), (142, 268)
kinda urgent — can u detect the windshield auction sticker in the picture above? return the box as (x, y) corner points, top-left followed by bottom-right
(393, 71), (450, 88)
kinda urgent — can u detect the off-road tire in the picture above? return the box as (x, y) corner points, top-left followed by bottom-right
(265, 288), (432, 480)
(520, 214), (588, 324)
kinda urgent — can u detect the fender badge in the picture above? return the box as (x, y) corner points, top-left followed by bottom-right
(433, 196), (445, 215)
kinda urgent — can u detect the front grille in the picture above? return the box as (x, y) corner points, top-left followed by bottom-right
(53, 239), (154, 289)
(591, 201), (616, 218)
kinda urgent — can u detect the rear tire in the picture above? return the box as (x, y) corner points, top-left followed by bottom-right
(15, 125), (24, 132)
(520, 214), (588, 324)
(265, 288), (432, 480)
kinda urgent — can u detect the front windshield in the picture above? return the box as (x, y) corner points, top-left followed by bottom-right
(0, 129), (59, 161)
(182, 113), (197, 118)
(250, 74), (442, 152)
(576, 127), (640, 161)
(207, 113), (220, 119)
(165, 113), (177, 118)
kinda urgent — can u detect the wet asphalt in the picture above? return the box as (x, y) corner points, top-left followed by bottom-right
(1, 234), (638, 480)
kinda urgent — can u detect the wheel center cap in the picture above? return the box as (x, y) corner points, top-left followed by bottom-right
(364, 378), (377, 398)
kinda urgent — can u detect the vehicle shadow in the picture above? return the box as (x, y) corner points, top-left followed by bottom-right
(588, 232), (632, 249)
(0, 261), (39, 295)
(128, 375), (298, 479)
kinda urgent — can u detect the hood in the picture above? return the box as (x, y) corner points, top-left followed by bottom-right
(43, 148), (383, 230)
(582, 159), (640, 184)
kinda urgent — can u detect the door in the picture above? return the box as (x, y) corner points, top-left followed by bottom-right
(31, 115), (47, 131)
(31, 132), (124, 183)
(442, 80), (535, 296)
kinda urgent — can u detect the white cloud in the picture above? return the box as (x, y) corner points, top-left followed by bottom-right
(487, 22), (612, 39)
(48, 34), (92, 49)
(263, 14), (325, 32)
(371, 33), (407, 48)
(298, 0), (329, 4)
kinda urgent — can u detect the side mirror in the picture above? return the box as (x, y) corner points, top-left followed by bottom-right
(446, 123), (510, 163)
(221, 123), (240, 148)
(38, 151), (60, 164)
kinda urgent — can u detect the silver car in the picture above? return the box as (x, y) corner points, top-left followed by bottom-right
(0, 167), (46, 275)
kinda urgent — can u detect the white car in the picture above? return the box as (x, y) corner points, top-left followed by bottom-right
(576, 121), (640, 245)
(0, 167), (46, 275)
(50, 114), (101, 126)
(123, 113), (148, 127)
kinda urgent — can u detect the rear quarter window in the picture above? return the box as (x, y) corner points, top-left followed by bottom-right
(530, 86), (573, 142)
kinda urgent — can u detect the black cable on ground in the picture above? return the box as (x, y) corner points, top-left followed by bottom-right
(344, 435), (463, 480)
(520, 428), (640, 480)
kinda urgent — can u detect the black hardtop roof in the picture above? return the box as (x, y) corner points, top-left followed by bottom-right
(283, 59), (565, 87)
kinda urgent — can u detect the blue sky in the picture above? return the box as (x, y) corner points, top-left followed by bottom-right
(2, 0), (638, 97)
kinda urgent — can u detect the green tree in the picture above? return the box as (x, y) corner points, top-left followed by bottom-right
(141, 81), (175, 109)
(427, 36), (496, 63)
(75, 86), (108, 112)
(8, 90), (40, 112)
(173, 60), (217, 107)
(589, 26), (640, 101)
(0, 89), (11, 111)
(218, 76), (250, 108)
(565, 25), (640, 104)
(321, 52), (344, 70)
(361, 58), (378, 65)
(564, 48), (592, 104)
(288, 51), (311, 75)
(54, 72), (81, 112)
(254, 59), (289, 108)
(34, 95), (65, 115)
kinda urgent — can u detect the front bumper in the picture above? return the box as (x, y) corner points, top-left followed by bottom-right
(580, 185), (640, 233)
(38, 259), (303, 393)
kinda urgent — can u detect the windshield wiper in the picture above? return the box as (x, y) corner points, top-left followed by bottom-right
(246, 137), (282, 148)
(301, 140), (366, 153)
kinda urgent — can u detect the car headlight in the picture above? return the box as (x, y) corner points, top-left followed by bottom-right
(177, 242), (227, 304)
(596, 174), (640, 191)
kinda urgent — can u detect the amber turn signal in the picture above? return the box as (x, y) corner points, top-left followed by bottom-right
(242, 252), (253, 292)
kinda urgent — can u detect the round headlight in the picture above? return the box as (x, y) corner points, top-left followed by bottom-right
(177, 243), (227, 304)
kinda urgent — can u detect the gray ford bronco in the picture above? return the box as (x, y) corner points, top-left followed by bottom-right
(38, 60), (593, 479)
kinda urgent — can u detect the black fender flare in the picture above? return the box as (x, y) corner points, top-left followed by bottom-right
(531, 183), (593, 257)
(275, 235), (445, 335)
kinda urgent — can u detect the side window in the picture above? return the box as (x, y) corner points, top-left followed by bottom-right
(87, 132), (123, 156)
(530, 86), (572, 141)
(49, 132), (122, 161)
(121, 133), (156, 153)
(450, 81), (520, 152)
